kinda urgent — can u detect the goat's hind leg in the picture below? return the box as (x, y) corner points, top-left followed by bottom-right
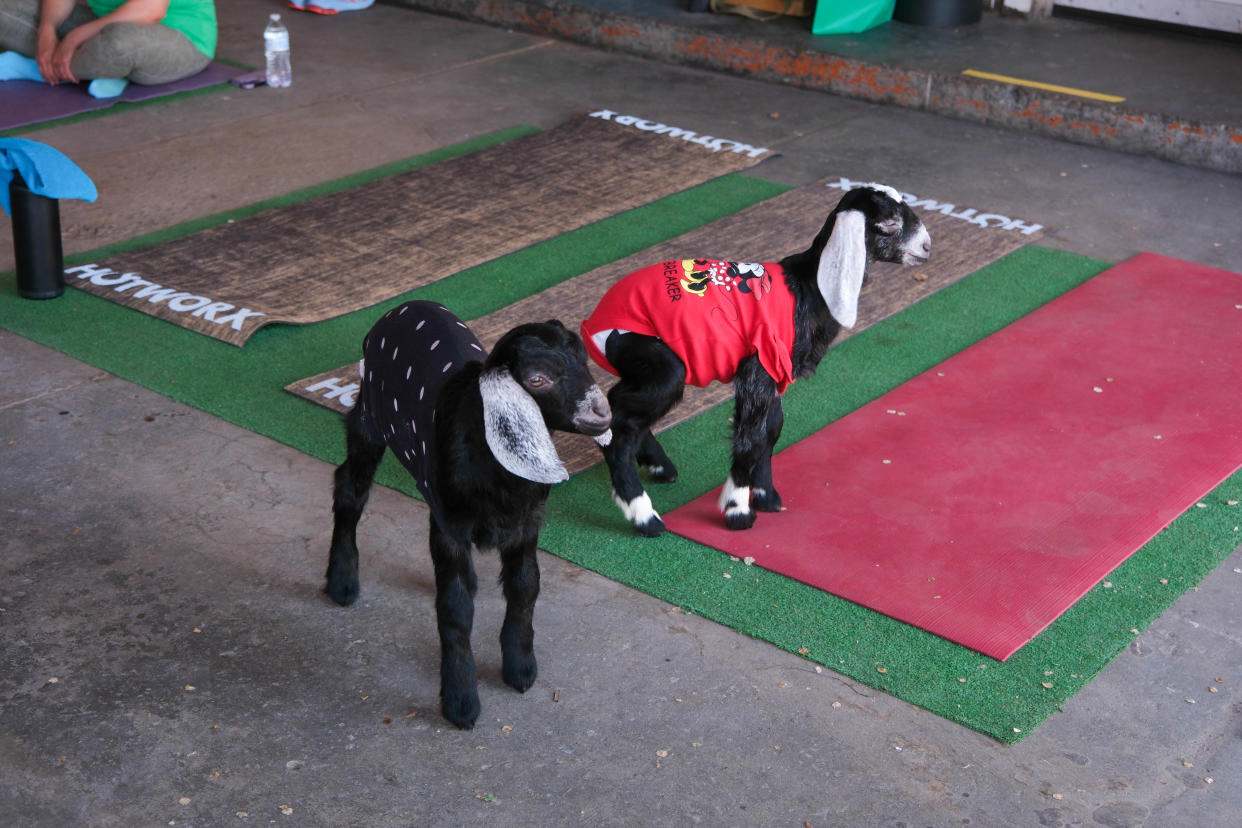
(498, 527), (541, 693)
(431, 523), (481, 729)
(325, 407), (386, 606)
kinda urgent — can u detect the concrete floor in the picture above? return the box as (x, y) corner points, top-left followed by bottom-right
(2, 1), (1241, 825)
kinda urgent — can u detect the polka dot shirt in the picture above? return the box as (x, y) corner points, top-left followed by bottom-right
(355, 301), (487, 528)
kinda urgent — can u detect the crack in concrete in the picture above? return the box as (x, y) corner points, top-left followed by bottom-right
(0, 371), (111, 413)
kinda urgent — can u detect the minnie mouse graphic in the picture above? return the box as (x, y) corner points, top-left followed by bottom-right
(680, 260), (772, 298)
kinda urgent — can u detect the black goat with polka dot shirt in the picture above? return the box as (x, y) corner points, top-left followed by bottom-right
(325, 301), (612, 729)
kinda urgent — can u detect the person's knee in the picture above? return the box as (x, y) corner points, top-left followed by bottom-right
(67, 22), (138, 79)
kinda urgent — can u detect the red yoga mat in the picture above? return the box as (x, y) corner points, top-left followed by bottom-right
(665, 253), (1242, 660)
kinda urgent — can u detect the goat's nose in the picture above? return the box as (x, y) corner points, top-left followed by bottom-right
(591, 397), (611, 419)
(920, 237), (931, 257)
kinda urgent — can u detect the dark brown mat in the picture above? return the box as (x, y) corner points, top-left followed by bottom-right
(287, 177), (1045, 473)
(66, 112), (773, 345)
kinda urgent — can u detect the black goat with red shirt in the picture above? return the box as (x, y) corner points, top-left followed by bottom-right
(581, 184), (931, 537)
(325, 302), (611, 729)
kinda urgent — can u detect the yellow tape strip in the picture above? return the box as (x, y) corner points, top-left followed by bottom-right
(962, 69), (1126, 103)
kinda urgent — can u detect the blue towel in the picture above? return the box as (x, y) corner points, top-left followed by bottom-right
(0, 137), (98, 216)
(0, 51), (45, 81)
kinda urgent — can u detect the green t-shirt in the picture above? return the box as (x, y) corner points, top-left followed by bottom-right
(87, 0), (218, 58)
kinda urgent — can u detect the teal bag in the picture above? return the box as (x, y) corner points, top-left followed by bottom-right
(811, 0), (896, 34)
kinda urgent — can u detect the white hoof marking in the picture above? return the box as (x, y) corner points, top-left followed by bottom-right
(717, 475), (752, 518)
(614, 490), (660, 526)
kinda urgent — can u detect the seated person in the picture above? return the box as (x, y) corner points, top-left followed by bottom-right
(0, 0), (217, 90)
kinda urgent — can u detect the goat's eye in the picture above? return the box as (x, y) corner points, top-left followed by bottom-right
(876, 216), (903, 236)
(525, 374), (550, 389)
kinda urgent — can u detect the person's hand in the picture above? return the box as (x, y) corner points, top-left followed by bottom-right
(47, 26), (92, 85)
(35, 24), (63, 84)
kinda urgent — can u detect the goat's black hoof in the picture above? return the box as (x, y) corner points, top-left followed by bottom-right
(752, 486), (783, 512)
(724, 508), (757, 531)
(442, 690), (481, 730)
(503, 653), (538, 694)
(646, 463), (678, 484)
(635, 514), (666, 538)
(323, 574), (360, 606)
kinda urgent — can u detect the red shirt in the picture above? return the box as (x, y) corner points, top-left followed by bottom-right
(581, 259), (798, 392)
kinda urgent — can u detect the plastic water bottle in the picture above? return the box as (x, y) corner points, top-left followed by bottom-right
(263, 13), (291, 88)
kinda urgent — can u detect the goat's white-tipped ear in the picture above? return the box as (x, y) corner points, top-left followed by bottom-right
(817, 209), (867, 329)
(479, 368), (568, 484)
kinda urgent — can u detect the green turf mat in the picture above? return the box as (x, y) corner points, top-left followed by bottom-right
(4, 136), (1237, 740)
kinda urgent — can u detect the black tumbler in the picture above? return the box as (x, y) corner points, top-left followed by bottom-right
(10, 173), (65, 300)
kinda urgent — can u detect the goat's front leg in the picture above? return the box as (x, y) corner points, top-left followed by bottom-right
(602, 429), (664, 537)
(600, 332), (686, 537)
(498, 527), (541, 693)
(325, 409), (386, 606)
(637, 429), (678, 483)
(721, 357), (781, 530)
(429, 522), (481, 729)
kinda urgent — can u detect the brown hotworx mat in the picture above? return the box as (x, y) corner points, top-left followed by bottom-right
(287, 177), (1044, 472)
(66, 112), (773, 345)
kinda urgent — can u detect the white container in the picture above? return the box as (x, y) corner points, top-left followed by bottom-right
(263, 13), (291, 88)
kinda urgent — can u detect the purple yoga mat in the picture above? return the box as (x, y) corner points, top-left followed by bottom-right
(0, 62), (239, 131)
